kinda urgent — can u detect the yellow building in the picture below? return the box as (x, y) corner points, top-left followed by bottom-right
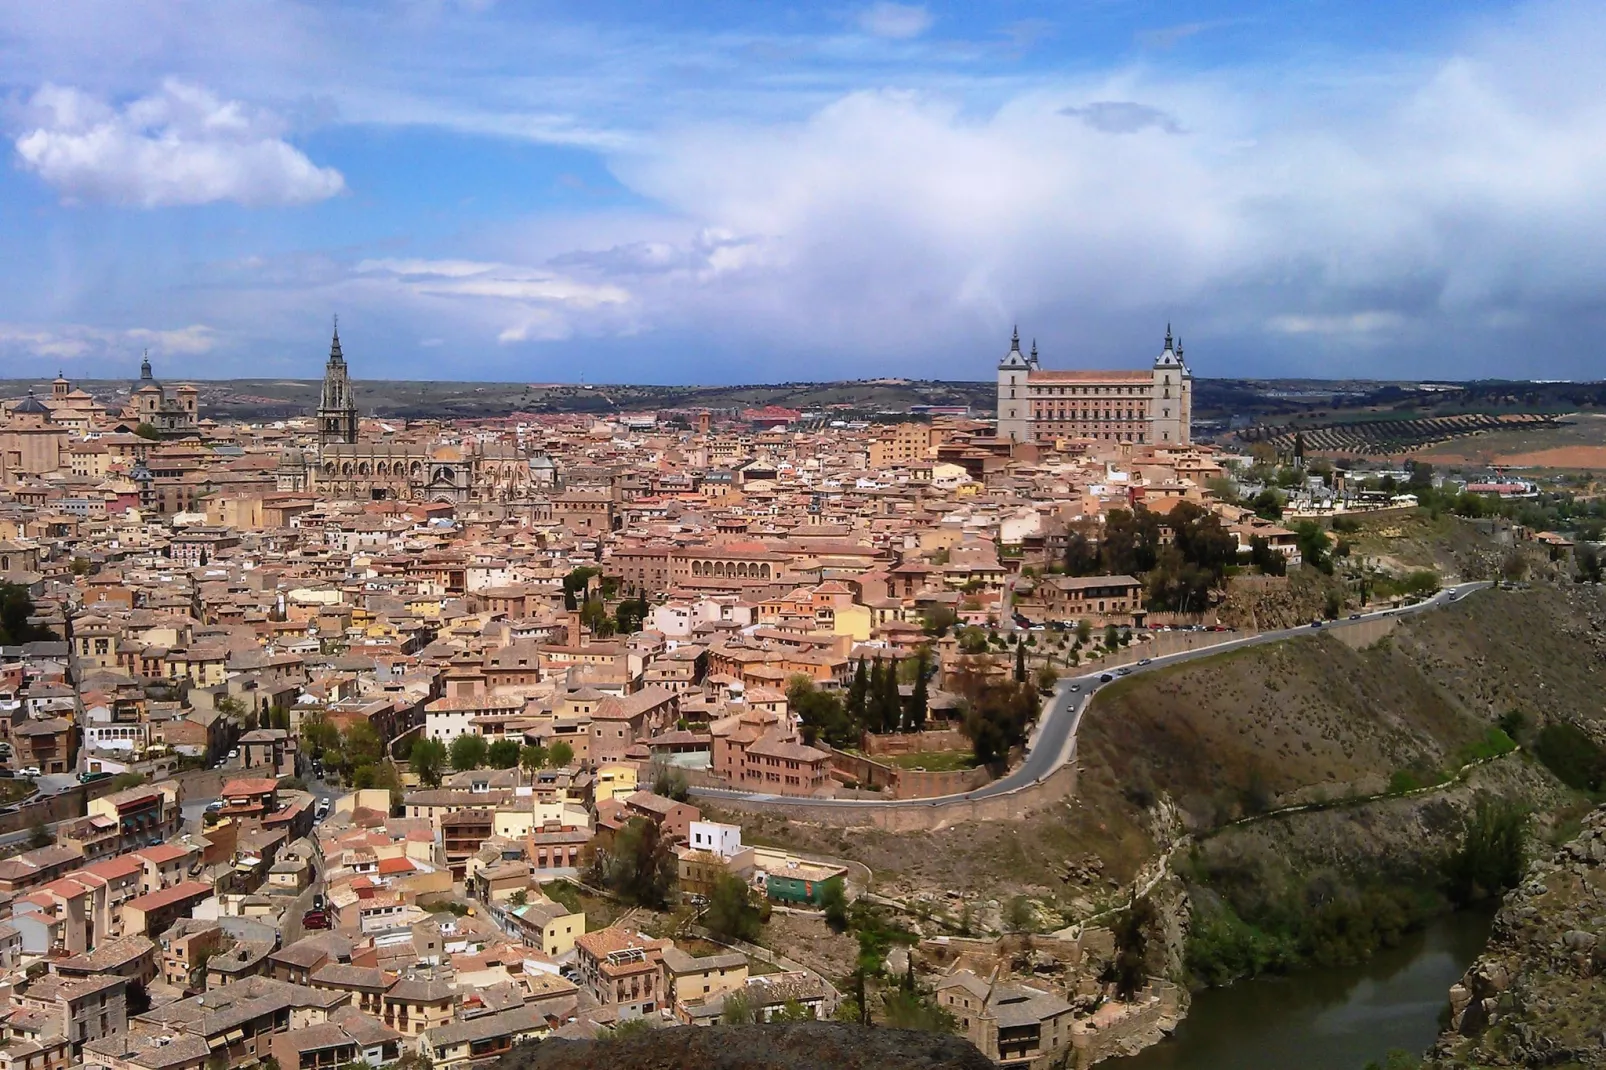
(594, 763), (639, 804)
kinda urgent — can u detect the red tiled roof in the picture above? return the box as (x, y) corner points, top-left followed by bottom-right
(125, 880), (212, 912)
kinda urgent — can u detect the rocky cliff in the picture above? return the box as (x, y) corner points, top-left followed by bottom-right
(1428, 805), (1606, 1068)
(494, 1023), (998, 1070)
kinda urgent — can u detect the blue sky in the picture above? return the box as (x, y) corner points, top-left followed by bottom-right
(1, 0), (1601, 384)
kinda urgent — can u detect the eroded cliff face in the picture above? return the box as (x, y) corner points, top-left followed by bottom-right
(495, 1023), (997, 1070)
(1428, 805), (1606, 1069)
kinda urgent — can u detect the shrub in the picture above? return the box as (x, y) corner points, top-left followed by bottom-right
(1533, 721), (1606, 792)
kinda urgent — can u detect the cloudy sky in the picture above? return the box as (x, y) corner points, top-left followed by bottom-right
(1, 0), (1601, 384)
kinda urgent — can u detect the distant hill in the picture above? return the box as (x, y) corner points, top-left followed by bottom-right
(2, 375), (1601, 428)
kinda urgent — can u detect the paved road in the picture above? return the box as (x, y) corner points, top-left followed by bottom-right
(693, 581), (1491, 809)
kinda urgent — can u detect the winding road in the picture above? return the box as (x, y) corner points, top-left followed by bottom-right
(692, 581), (1490, 810)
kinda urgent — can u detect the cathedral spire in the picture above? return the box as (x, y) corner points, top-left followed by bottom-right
(329, 316), (344, 365)
(1164, 323), (1174, 352)
(1011, 325), (1020, 352)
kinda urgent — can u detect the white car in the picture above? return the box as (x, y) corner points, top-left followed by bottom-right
(20, 766), (40, 778)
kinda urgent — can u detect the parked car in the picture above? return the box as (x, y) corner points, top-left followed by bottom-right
(20, 766), (40, 777)
(1349, 613), (1363, 620)
(204, 800), (224, 813)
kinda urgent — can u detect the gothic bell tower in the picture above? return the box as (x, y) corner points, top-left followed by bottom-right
(317, 319), (359, 447)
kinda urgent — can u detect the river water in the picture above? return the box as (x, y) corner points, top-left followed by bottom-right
(1109, 910), (1494, 1070)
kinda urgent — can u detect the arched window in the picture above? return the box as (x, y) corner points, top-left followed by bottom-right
(342, 463), (353, 476)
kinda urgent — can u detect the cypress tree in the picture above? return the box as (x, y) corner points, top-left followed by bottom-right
(847, 657), (869, 732)
(881, 656), (904, 732)
(1015, 639), (1027, 683)
(908, 650), (929, 732)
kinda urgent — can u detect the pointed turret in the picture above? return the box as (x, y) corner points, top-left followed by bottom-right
(140, 350), (153, 380)
(1164, 323), (1173, 352)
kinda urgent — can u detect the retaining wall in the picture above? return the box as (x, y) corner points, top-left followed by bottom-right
(713, 757), (1078, 833)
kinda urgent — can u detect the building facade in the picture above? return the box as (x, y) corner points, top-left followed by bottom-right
(996, 327), (1192, 446)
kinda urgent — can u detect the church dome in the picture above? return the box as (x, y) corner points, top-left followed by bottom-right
(12, 391), (50, 416)
(278, 445), (308, 471)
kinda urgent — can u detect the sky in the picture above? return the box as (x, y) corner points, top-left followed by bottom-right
(1, 0), (1602, 385)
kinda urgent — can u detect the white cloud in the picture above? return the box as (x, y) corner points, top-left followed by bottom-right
(583, 2), (1606, 376)
(857, 3), (932, 40)
(13, 80), (344, 207)
(1266, 312), (1406, 336)
(0, 322), (218, 366)
(353, 257), (630, 345)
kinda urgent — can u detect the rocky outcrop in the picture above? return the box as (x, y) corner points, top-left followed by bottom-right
(1428, 805), (1606, 1068)
(495, 1023), (998, 1070)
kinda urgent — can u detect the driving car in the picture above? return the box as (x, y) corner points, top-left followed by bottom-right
(1139, 657), (1153, 665)
(1116, 667), (1131, 676)
(1349, 613), (1363, 620)
(1099, 673), (1114, 682)
(1309, 620), (1324, 628)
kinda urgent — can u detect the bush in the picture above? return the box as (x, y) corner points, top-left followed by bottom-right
(1533, 721), (1606, 792)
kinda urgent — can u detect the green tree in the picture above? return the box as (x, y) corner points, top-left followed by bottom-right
(549, 741), (575, 768)
(1248, 535), (1287, 576)
(789, 677), (856, 748)
(1014, 640), (1027, 683)
(1293, 521), (1333, 574)
(1445, 797), (1527, 905)
(343, 721), (383, 770)
(588, 816), (676, 907)
(27, 816), (51, 849)
(820, 877), (849, 932)
(133, 422), (161, 441)
(410, 738), (448, 788)
(652, 766), (690, 802)
(880, 656), (903, 731)
(866, 659), (889, 734)
(487, 739), (521, 769)
(704, 872), (763, 942)
(449, 733), (488, 772)
(1106, 897), (1156, 1001)
(846, 657), (870, 728)
(1075, 619), (1093, 645)
(520, 744), (548, 780)
(720, 990), (757, 1025)
(920, 605), (959, 636)
(1035, 665), (1059, 693)
(906, 651), (929, 732)
(1252, 488), (1284, 521)
(613, 597), (650, 635)
(299, 710), (340, 761)
(770, 1000), (816, 1022)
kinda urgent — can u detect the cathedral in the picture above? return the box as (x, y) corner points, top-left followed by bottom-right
(293, 323), (561, 504)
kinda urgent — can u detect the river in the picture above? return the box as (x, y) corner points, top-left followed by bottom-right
(1109, 910), (1494, 1070)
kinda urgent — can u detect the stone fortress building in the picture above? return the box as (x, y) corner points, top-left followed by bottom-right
(996, 325), (1192, 446)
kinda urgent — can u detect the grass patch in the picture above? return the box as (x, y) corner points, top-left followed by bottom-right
(886, 750), (977, 772)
